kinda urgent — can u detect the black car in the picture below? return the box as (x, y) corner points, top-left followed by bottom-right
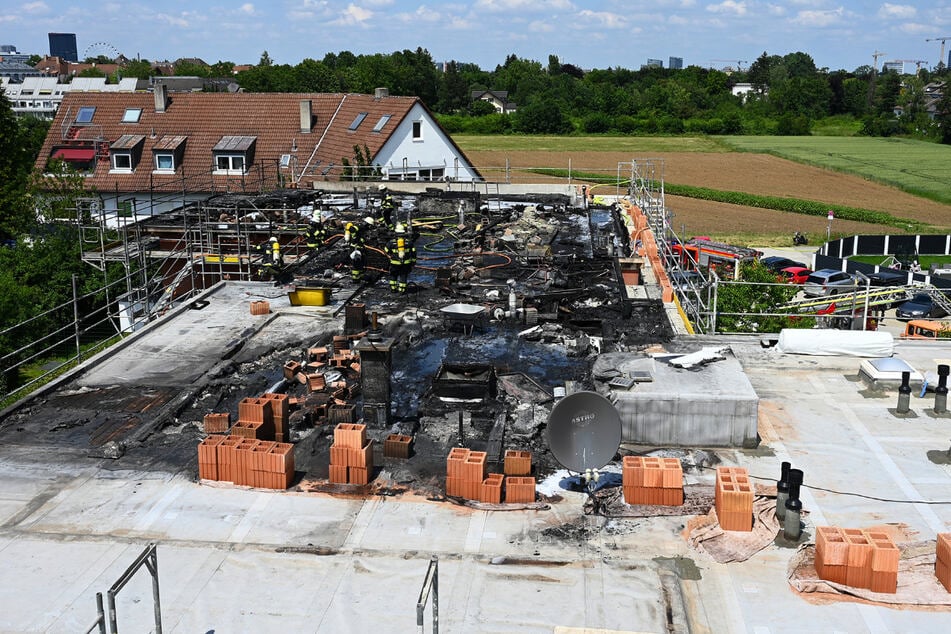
(868, 270), (908, 287)
(896, 293), (946, 320)
(760, 256), (807, 273)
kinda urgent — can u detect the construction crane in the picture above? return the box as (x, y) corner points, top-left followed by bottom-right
(891, 59), (930, 73)
(710, 59), (748, 72)
(872, 50), (887, 70)
(925, 37), (950, 68)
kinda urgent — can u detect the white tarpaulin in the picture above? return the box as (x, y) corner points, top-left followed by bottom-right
(775, 328), (894, 357)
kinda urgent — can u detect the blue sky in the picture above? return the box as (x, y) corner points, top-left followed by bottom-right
(4, 0), (951, 73)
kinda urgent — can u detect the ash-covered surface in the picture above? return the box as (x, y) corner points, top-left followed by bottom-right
(0, 189), (675, 493)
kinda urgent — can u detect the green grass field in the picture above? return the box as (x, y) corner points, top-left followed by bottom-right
(454, 135), (726, 153)
(720, 136), (951, 205)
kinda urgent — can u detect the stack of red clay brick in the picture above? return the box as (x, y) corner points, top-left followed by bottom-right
(281, 338), (363, 427)
(203, 412), (230, 434)
(328, 423), (374, 485)
(503, 449), (535, 504)
(622, 456), (683, 506)
(815, 526), (900, 593)
(446, 448), (535, 504)
(231, 397), (275, 439)
(715, 466), (753, 531)
(383, 434), (412, 459)
(935, 533), (951, 592)
(197, 435), (294, 490)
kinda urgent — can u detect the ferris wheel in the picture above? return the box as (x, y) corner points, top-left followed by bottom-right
(82, 41), (121, 61)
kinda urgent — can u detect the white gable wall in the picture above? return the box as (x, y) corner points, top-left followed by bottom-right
(374, 103), (481, 182)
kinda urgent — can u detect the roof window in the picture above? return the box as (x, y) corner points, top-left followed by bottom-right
(348, 112), (368, 131)
(372, 115), (391, 132)
(122, 108), (142, 123)
(75, 106), (95, 123)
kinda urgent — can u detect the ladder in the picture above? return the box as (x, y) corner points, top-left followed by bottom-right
(923, 286), (951, 315)
(780, 286), (914, 314)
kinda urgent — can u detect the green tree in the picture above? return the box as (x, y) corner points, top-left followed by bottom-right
(512, 97), (573, 134)
(173, 60), (209, 77)
(0, 88), (36, 240)
(78, 67), (106, 78)
(209, 60), (235, 77)
(715, 262), (801, 333)
(435, 61), (469, 113)
(121, 59), (154, 79)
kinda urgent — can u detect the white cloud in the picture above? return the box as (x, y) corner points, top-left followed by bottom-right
(766, 4), (786, 16)
(528, 20), (555, 33)
(238, 3), (255, 15)
(401, 6), (441, 23)
(793, 7), (844, 27)
(577, 10), (628, 29)
(157, 13), (190, 28)
(475, 0), (574, 12)
(897, 21), (931, 35)
(877, 3), (916, 19)
(22, 1), (48, 13)
(706, 1), (747, 16)
(332, 3), (374, 26)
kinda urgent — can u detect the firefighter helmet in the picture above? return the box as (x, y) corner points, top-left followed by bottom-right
(395, 223), (405, 234)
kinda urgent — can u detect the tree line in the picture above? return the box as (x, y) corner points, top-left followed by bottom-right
(62, 48), (951, 142)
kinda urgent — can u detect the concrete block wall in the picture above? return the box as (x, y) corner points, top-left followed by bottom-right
(715, 466), (753, 531)
(622, 456), (684, 506)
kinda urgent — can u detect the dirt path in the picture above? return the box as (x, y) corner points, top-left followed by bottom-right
(465, 150), (951, 237)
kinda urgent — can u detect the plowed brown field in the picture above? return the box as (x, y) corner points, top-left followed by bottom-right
(465, 150), (951, 241)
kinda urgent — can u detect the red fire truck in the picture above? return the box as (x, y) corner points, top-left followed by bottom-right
(671, 238), (761, 277)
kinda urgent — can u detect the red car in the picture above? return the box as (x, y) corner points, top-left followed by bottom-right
(779, 266), (812, 284)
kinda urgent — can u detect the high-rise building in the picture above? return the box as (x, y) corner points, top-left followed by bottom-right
(48, 33), (78, 62)
(646, 58), (663, 68)
(882, 60), (903, 74)
(669, 56), (683, 70)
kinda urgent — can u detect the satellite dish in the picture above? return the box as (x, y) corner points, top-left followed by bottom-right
(546, 391), (622, 472)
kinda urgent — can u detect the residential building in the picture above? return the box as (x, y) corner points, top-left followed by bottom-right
(470, 90), (516, 114)
(1, 76), (139, 119)
(0, 60), (41, 83)
(34, 88), (482, 217)
(669, 57), (683, 70)
(645, 59), (663, 68)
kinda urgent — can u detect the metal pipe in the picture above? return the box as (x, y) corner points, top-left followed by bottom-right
(776, 461), (791, 520)
(783, 468), (803, 541)
(897, 371), (912, 414)
(936, 364), (949, 414)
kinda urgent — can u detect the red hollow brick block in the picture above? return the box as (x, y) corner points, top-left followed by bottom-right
(844, 531), (873, 568)
(822, 564), (848, 585)
(868, 536), (900, 574)
(329, 464), (349, 484)
(216, 436), (242, 483)
(447, 447), (470, 479)
(463, 452), (487, 483)
(309, 346), (330, 362)
(662, 459), (683, 489)
(446, 476), (463, 497)
(870, 570), (898, 594)
(662, 488), (684, 506)
(250, 300), (270, 315)
(481, 474), (504, 504)
(330, 443), (350, 467)
(846, 564), (872, 590)
(283, 361), (302, 381)
(251, 441), (277, 474)
(816, 527), (849, 567)
(384, 434), (412, 459)
(505, 476), (536, 504)
(268, 442), (294, 473)
(350, 467), (370, 486)
(936, 557), (951, 593)
(503, 450), (532, 476)
(937, 533), (951, 565)
(203, 413), (230, 434)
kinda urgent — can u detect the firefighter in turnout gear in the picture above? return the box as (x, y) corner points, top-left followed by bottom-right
(385, 224), (416, 293)
(344, 222), (366, 282)
(304, 218), (326, 252)
(377, 185), (396, 230)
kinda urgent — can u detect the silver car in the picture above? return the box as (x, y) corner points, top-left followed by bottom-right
(803, 269), (856, 297)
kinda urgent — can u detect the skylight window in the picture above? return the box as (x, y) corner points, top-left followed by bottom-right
(75, 106), (96, 123)
(372, 115), (391, 132)
(122, 108), (142, 123)
(348, 112), (368, 131)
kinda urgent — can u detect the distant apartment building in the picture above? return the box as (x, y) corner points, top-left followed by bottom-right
(48, 33), (78, 62)
(882, 61), (904, 74)
(669, 57), (683, 70)
(645, 58), (663, 68)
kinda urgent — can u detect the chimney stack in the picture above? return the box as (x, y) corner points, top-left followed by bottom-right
(299, 100), (313, 133)
(154, 83), (168, 113)
(374, 87), (389, 99)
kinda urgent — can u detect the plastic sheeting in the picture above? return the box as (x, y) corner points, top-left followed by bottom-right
(775, 329), (894, 357)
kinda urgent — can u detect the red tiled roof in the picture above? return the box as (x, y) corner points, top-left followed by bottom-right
(36, 91), (448, 193)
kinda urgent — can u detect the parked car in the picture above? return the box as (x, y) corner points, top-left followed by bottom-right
(778, 266), (812, 284)
(896, 293), (946, 321)
(902, 319), (950, 339)
(803, 269), (856, 297)
(761, 256), (807, 273)
(868, 270), (908, 287)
